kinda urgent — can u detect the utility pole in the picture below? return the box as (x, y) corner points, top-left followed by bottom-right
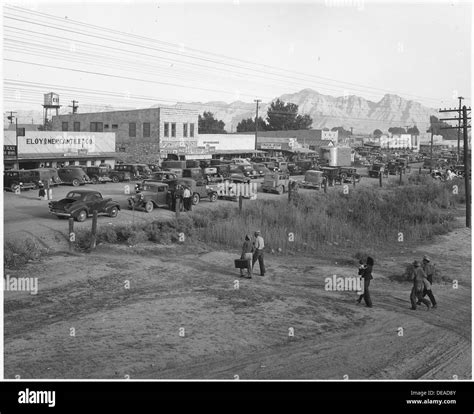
(462, 106), (470, 228)
(69, 100), (79, 114)
(457, 96), (464, 162)
(15, 116), (19, 169)
(430, 126), (434, 173)
(439, 104), (471, 228)
(254, 99), (261, 152)
(6, 111), (16, 125)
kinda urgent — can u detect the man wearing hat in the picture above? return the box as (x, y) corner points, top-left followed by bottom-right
(252, 230), (266, 276)
(410, 260), (431, 310)
(420, 255), (437, 308)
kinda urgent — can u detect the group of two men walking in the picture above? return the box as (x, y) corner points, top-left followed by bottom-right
(240, 231), (265, 279)
(411, 255), (437, 310)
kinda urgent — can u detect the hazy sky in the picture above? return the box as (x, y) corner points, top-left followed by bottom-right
(2, 0), (472, 117)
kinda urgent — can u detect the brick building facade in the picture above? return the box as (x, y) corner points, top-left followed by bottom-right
(52, 107), (199, 160)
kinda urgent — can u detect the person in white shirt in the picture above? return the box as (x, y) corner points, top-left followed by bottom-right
(252, 230), (266, 276)
(183, 186), (192, 211)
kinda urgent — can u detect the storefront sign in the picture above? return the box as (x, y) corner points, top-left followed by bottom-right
(3, 145), (17, 156)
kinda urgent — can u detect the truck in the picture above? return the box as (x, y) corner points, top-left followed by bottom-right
(261, 172), (290, 194)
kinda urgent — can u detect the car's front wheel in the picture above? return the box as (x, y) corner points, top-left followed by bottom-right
(192, 193), (200, 205)
(109, 206), (119, 218)
(209, 192), (217, 202)
(145, 201), (154, 213)
(72, 179), (80, 187)
(76, 209), (88, 222)
(111, 175), (120, 183)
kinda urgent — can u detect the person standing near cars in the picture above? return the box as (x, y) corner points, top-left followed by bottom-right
(38, 181), (46, 200)
(252, 230), (265, 276)
(183, 186), (192, 211)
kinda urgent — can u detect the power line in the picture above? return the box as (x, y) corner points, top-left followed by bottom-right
(4, 4), (451, 105)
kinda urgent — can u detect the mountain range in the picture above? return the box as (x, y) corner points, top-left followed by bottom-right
(176, 89), (437, 134)
(10, 89), (437, 135)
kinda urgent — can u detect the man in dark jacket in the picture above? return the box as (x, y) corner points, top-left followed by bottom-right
(411, 260), (431, 310)
(357, 256), (373, 308)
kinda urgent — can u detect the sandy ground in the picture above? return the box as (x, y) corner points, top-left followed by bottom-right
(4, 217), (471, 379)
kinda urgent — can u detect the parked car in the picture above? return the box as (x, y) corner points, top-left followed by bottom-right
(82, 166), (130, 184)
(148, 171), (179, 183)
(128, 182), (171, 212)
(4, 170), (37, 192)
(230, 164), (257, 179)
(231, 158), (252, 166)
(339, 167), (361, 183)
(58, 167), (91, 186)
(29, 168), (62, 187)
(288, 160), (314, 176)
(261, 172), (290, 194)
(147, 164), (162, 173)
(320, 167), (343, 186)
(300, 170), (325, 189)
(48, 189), (120, 222)
(252, 163), (271, 177)
(172, 178), (218, 205)
(368, 163), (385, 178)
(114, 163), (151, 180)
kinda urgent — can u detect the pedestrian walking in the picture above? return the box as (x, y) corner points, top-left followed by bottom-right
(357, 256), (373, 307)
(419, 255), (437, 308)
(240, 235), (254, 279)
(252, 230), (265, 276)
(410, 260), (431, 311)
(356, 259), (366, 299)
(38, 181), (46, 200)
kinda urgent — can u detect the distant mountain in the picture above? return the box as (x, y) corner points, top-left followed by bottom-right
(10, 89), (437, 135)
(177, 89), (437, 134)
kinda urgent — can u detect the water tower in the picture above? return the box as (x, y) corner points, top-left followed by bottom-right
(42, 92), (61, 126)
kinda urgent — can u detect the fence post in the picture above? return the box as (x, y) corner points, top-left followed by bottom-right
(399, 168), (403, 185)
(288, 184), (292, 204)
(239, 195), (243, 212)
(175, 197), (181, 218)
(324, 178), (327, 193)
(379, 172), (383, 187)
(352, 176), (356, 188)
(91, 210), (98, 249)
(68, 218), (74, 252)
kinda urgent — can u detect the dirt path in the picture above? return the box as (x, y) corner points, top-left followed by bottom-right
(4, 218), (470, 379)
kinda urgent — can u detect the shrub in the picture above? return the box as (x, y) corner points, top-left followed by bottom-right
(4, 238), (43, 268)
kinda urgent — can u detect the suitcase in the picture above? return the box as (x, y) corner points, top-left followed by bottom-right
(234, 259), (249, 269)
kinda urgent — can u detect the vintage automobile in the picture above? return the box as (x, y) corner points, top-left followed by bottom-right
(81, 166), (130, 184)
(207, 174), (255, 201)
(4, 170), (37, 192)
(261, 172), (290, 194)
(58, 167), (91, 186)
(230, 164), (257, 179)
(128, 182), (171, 212)
(114, 163), (152, 180)
(49, 189), (120, 222)
(385, 161), (401, 176)
(170, 178), (218, 205)
(147, 171), (179, 183)
(321, 167), (342, 186)
(252, 163), (271, 178)
(231, 158), (252, 166)
(368, 163), (385, 178)
(288, 160), (314, 176)
(300, 170), (325, 189)
(339, 167), (361, 183)
(147, 164), (162, 173)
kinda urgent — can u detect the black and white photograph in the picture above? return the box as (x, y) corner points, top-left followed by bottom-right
(1, 0), (472, 384)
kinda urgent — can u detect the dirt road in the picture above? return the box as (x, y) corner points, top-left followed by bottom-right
(4, 219), (470, 379)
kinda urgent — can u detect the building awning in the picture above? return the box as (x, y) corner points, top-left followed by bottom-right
(212, 149), (266, 155)
(290, 148), (316, 154)
(4, 152), (117, 161)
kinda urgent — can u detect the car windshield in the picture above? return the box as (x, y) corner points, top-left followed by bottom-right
(66, 192), (85, 200)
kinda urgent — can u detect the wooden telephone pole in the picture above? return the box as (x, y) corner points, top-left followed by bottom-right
(439, 104), (471, 227)
(254, 99), (261, 151)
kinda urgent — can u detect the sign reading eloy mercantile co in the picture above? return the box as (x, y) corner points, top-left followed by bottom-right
(3, 131), (116, 155)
